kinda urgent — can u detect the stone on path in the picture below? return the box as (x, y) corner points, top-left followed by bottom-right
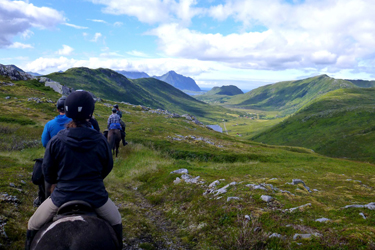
(261, 195), (273, 202)
(315, 218), (330, 223)
(170, 169), (188, 174)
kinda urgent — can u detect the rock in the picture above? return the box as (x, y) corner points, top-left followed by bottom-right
(359, 213), (366, 219)
(343, 202), (375, 210)
(291, 179), (312, 193)
(21, 180), (26, 185)
(170, 169), (188, 174)
(246, 184), (268, 191)
(244, 215), (251, 221)
(0, 64), (34, 81)
(208, 180), (220, 188)
(173, 177), (182, 185)
(227, 197), (240, 202)
(261, 195), (273, 202)
(229, 182), (237, 186)
(293, 233), (321, 240)
(185, 176), (201, 184)
(285, 203), (311, 212)
(253, 227), (262, 232)
(5, 96), (11, 99)
(269, 233), (283, 239)
(214, 184), (230, 196)
(9, 183), (15, 188)
(315, 218), (330, 223)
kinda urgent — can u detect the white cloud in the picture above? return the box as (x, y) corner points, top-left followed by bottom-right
(127, 50), (149, 57)
(21, 30), (34, 39)
(57, 45), (74, 56)
(91, 33), (102, 42)
(88, 19), (107, 24)
(8, 42), (33, 49)
(64, 23), (88, 29)
(90, 0), (203, 25)
(113, 22), (123, 27)
(0, 0), (64, 48)
(23, 56), (214, 76)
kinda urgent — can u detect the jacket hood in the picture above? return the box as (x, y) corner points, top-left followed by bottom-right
(55, 115), (71, 125)
(57, 127), (104, 151)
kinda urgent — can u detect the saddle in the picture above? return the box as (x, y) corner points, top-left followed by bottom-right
(53, 200), (97, 221)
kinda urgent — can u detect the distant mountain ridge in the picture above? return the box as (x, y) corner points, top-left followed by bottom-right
(205, 85), (244, 96)
(154, 71), (201, 92)
(224, 74), (358, 115)
(46, 67), (230, 122)
(117, 70), (150, 79)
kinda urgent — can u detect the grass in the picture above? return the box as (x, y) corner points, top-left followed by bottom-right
(1, 77), (375, 249)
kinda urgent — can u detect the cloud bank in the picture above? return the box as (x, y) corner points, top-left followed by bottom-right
(0, 0), (64, 48)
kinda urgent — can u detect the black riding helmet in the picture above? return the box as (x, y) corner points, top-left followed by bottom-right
(65, 90), (95, 120)
(56, 96), (67, 112)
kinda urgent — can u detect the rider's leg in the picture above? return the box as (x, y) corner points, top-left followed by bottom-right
(26, 197), (58, 249)
(121, 130), (127, 146)
(95, 198), (123, 249)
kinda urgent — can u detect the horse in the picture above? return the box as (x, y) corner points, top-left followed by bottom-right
(107, 129), (121, 157)
(30, 202), (120, 250)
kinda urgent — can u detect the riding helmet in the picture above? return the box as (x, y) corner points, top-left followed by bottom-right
(113, 104), (119, 109)
(65, 90), (95, 120)
(56, 96), (67, 112)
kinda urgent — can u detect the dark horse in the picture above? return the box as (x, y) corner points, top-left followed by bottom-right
(30, 202), (120, 250)
(107, 129), (121, 157)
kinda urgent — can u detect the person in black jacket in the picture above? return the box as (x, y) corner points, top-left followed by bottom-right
(25, 90), (122, 250)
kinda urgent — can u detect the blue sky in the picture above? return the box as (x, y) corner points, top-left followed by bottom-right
(1, 0), (375, 91)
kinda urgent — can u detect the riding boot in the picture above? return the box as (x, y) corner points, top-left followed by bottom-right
(25, 230), (38, 250)
(112, 224), (123, 250)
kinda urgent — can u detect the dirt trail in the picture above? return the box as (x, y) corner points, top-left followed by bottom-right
(122, 190), (189, 250)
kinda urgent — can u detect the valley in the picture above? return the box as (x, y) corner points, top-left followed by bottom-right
(1, 66), (375, 249)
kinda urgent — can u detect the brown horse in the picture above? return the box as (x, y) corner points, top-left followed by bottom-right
(107, 129), (121, 157)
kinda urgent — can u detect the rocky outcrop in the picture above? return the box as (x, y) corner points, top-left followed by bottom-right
(0, 64), (34, 81)
(39, 77), (74, 95)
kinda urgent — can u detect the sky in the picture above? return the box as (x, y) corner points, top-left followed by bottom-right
(1, 0), (375, 91)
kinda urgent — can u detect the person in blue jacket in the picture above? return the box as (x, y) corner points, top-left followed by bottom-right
(33, 97), (72, 207)
(26, 90), (122, 250)
(41, 96), (72, 147)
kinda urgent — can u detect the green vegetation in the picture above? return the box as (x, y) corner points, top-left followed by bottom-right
(252, 88), (375, 163)
(221, 75), (357, 116)
(2, 76), (375, 249)
(47, 67), (238, 123)
(194, 85), (243, 105)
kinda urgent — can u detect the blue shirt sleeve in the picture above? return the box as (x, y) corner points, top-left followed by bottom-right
(41, 122), (51, 148)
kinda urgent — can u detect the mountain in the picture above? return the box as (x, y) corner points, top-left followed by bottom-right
(224, 74), (357, 115)
(345, 79), (375, 88)
(252, 87), (375, 162)
(6, 64), (25, 72)
(46, 67), (233, 122)
(205, 85), (244, 96)
(154, 71), (201, 92)
(27, 72), (42, 76)
(117, 70), (150, 79)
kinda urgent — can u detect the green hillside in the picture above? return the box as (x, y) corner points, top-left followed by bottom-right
(2, 74), (375, 249)
(47, 67), (236, 123)
(205, 85), (244, 96)
(252, 88), (375, 162)
(225, 75), (356, 116)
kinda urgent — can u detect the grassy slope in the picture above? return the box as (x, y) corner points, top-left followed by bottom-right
(224, 75), (356, 116)
(47, 67), (237, 123)
(252, 88), (375, 162)
(2, 77), (375, 249)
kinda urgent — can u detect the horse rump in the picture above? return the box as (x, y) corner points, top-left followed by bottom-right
(30, 216), (119, 250)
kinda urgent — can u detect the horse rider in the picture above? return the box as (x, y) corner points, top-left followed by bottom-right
(33, 97), (72, 207)
(108, 107), (127, 146)
(26, 90), (122, 250)
(113, 104), (122, 118)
